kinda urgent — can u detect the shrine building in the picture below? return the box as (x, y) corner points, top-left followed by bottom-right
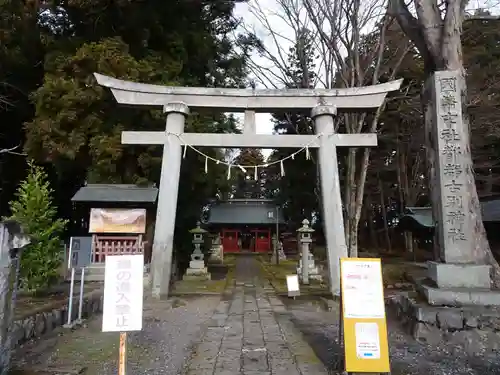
(205, 198), (285, 253)
(71, 183), (158, 265)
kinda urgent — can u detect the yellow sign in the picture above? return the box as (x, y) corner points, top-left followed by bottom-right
(89, 208), (146, 234)
(340, 258), (390, 373)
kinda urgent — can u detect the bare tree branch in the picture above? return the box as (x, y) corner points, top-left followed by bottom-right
(0, 145), (26, 156)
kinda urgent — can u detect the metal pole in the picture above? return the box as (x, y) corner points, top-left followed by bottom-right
(275, 207), (279, 265)
(68, 237), (73, 270)
(64, 268), (75, 327)
(76, 267), (85, 324)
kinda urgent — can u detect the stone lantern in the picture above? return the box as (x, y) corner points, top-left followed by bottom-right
(271, 233), (278, 264)
(296, 219), (321, 284)
(183, 221), (211, 281)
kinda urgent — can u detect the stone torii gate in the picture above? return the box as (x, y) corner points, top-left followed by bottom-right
(94, 73), (402, 297)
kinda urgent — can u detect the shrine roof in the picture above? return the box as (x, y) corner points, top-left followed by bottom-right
(398, 198), (500, 230)
(71, 184), (158, 203)
(206, 199), (285, 225)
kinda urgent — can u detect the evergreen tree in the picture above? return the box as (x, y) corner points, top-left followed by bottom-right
(19, 0), (255, 258)
(6, 161), (67, 291)
(268, 28), (319, 226)
(231, 148), (265, 199)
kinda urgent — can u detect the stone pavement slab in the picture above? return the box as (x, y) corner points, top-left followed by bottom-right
(184, 256), (328, 375)
(10, 256), (329, 375)
(11, 296), (220, 375)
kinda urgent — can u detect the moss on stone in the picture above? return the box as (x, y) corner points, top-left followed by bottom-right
(258, 258), (329, 295)
(171, 261), (235, 295)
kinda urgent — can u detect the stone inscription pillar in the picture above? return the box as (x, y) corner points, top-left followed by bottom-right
(425, 71), (491, 290)
(312, 105), (348, 296)
(427, 71), (473, 263)
(151, 102), (189, 298)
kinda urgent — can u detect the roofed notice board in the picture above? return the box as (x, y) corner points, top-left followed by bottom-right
(89, 208), (146, 234)
(340, 258), (390, 373)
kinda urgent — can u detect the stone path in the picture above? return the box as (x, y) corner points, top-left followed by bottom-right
(184, 255), (329, 375)
(12, 296), (220, 375)
(11, 256), (328, 375)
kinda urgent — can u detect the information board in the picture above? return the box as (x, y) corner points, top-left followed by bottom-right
(340, 258), (390, 373)
(68, 236), (93, 269)
(286, 274), (300, 297)
(89, 208), (146, 234)
(102, 254), (144, 332)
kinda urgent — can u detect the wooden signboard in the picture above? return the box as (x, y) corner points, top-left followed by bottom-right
(102, 254), (144, 332)
(340, 258), (390, 373)
(286, 274), (300, 297)
(89, 208), (146, 234)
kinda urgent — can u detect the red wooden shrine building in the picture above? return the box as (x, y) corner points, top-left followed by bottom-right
(205, 198), (285, 253)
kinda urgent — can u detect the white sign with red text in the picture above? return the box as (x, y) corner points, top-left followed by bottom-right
(341, 259), (385, 319)
(102, 254), (144, 332)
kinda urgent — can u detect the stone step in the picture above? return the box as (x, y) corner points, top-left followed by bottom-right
(416, 278), (500, 306)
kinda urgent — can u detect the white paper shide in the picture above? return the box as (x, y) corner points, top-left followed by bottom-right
(341, 260), (385, 319)
(102, 254), (144, 332)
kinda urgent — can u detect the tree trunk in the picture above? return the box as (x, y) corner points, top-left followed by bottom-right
(379, 177), (392, 253)
(345, 148), (358, 257)
(396, 137), (414, 253)
(366, 194), (378, 251)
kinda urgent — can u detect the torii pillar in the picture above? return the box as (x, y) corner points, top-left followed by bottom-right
(150, 103), (189, 298)
(312, 105), (347, 296)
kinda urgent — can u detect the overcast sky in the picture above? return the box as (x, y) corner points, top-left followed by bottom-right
(234, 0), (279, 137)
(231, 0), (500, 162)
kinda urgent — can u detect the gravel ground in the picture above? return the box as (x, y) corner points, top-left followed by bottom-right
(285, 300), (500, 375)
(12, 296), (220, 375)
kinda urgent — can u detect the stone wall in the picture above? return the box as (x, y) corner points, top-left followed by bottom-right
(10, 290), (103, 349)
(388, 292), (500, 353)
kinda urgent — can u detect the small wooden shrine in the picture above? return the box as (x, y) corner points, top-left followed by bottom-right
(71, 184), (158, 265)
(205, 198), (285, 253)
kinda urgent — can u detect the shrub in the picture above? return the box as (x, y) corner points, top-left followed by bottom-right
(6, 161), (67, 291)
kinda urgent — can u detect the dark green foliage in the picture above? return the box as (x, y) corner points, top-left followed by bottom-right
(267, 29), (319, 227)
(0, 0), (255, 263)
(231, 148), (265, 199)
(5, 161), (67, 291)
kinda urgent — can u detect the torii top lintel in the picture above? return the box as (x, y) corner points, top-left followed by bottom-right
(94, 73), (403, 112)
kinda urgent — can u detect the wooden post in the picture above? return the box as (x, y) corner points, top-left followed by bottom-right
(119, 332), (127, 375)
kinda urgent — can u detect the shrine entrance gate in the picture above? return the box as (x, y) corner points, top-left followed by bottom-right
(94, 73), (402, 297)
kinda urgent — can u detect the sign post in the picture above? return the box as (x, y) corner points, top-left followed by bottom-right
(76, 267), (85, 325)
(339, 258), (390, 374)
(102, 254), (144, 375)
(64, 236), (92, 328)
(63, 267), (76, 328)
(286, 274), (300, 298)
(119, 332), (127, 374)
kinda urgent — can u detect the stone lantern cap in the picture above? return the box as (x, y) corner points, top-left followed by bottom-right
(297, 219), (315, 233)
(297, 219), (314, 242)
(189, 221), (207, 234)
